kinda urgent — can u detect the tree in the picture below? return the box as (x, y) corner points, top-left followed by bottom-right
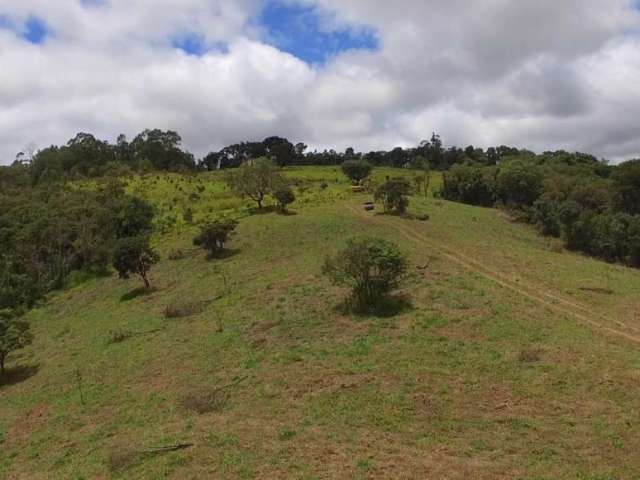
(193, 220), (238, 258)
(341, 160), (373, 184)
(111, 196), (155, 239)
(374, 177), (412, 214)
(130, 129), (195, 172)
(224, 157), (283, 209)
(440, 164), (496, 206)
(263, 137), (295, 167)
(611, 159), (640, 215)
(495, 161), (543, 208)
(112, 237), (159, 289)
(323, 237), (408, 312)
(0, 313), (33, 376)
(273, 186), (296, 213)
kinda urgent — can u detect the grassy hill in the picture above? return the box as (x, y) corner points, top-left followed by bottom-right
(1, 167), (640, 479)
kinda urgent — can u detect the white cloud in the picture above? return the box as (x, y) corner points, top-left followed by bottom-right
(1, 0), (639, 164)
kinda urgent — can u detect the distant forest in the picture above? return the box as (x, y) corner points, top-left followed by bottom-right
(4, 129), (527, 184)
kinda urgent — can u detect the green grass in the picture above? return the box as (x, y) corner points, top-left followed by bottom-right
(1, 166), (639, 479)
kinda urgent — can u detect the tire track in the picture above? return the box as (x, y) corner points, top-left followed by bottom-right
(346, 204), (640, 345)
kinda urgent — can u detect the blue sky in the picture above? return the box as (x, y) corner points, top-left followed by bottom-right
(172, 0), (378, 63)
(0, 15), (49, 44)
(257, 1), (378, 64)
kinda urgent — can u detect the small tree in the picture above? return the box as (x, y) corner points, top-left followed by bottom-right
(112, 236), (159, 289)
(273, 186), (296, 213)
(341, 160), (373, 185)
(193, 220), (238, 258)
(224, 157), (282, 209)
(374, 177), (412, 214)
(0, 313), (33, 375)
(323, 237), (407, 312)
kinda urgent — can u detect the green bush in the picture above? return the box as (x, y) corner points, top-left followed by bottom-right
(193, 220), (238, 258)
(374, 177), (412, 214)
(323, 237), (408, 313)
(341, 160), (373, 184)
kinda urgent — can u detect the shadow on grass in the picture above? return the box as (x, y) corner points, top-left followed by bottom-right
(374, 211), (430, 222)
(247, 205), (279, 215)
(120, 287), (157, 302)
(276, 210), (298, 216)
(206, 248), (241, 261)
(0, 364), (39, 389)
(336, 293), (413, 319)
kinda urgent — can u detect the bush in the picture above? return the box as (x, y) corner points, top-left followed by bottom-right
(341, 160), (373, 184)
(193, 220), (238, 258)
(611, 159), (640, 215)
(374, 177), (412, 214)
(496, 161), (543, 208)
(440, 165), (496, 206)
(323, 237), (408, 313)
(273, 186), (296, 212)
(0, 314), (33, 375)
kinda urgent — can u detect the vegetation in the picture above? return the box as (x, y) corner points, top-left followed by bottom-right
(224, 158), (283, 209)
(0, 313), (33, 375)
(440, 152), (640, 269)
(341, 159), (373, 184)
(193, 220), (238, 258)
(273, 186), (296, 213)
(2, 125), (640, 478)
(112, 237), (160, 289)
(323, 237), (408, 312)
(374, 177), (412, 214)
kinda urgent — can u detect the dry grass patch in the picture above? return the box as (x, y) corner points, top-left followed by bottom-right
(181, 388), (228, 414)
(519, 347), (543, 363)
(164, 300), (206, 319)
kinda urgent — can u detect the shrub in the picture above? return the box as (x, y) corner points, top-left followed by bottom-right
(496, 161), (544, 208)
(611, 159), (640, 215)
(374, 177), (412, 214)
(0, 313), (33, 375)
(323, 237), (408, 313)
(341, 160), (373, 184)
(193, 220), (238, 258)
(273, 186), (296, 213)
(440, 164), (496, 206)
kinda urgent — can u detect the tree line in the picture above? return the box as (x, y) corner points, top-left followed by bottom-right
(5, 129), (527, 184)
(440, 151), (640, 268)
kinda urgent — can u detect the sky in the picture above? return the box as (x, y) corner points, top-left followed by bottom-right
(1, 0), (640, 164)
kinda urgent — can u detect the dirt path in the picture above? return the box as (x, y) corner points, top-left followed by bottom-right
(346, 204), (640, 345)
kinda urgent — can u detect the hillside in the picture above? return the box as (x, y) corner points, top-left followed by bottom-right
(1, 167), (640, 479)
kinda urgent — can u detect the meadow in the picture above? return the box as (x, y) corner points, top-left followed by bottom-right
(1, 166), (640, 479)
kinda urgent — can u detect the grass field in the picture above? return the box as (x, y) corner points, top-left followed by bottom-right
(1, 167), (640, 479)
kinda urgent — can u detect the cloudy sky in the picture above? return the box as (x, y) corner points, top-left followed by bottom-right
(1, 0), (639, 164)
